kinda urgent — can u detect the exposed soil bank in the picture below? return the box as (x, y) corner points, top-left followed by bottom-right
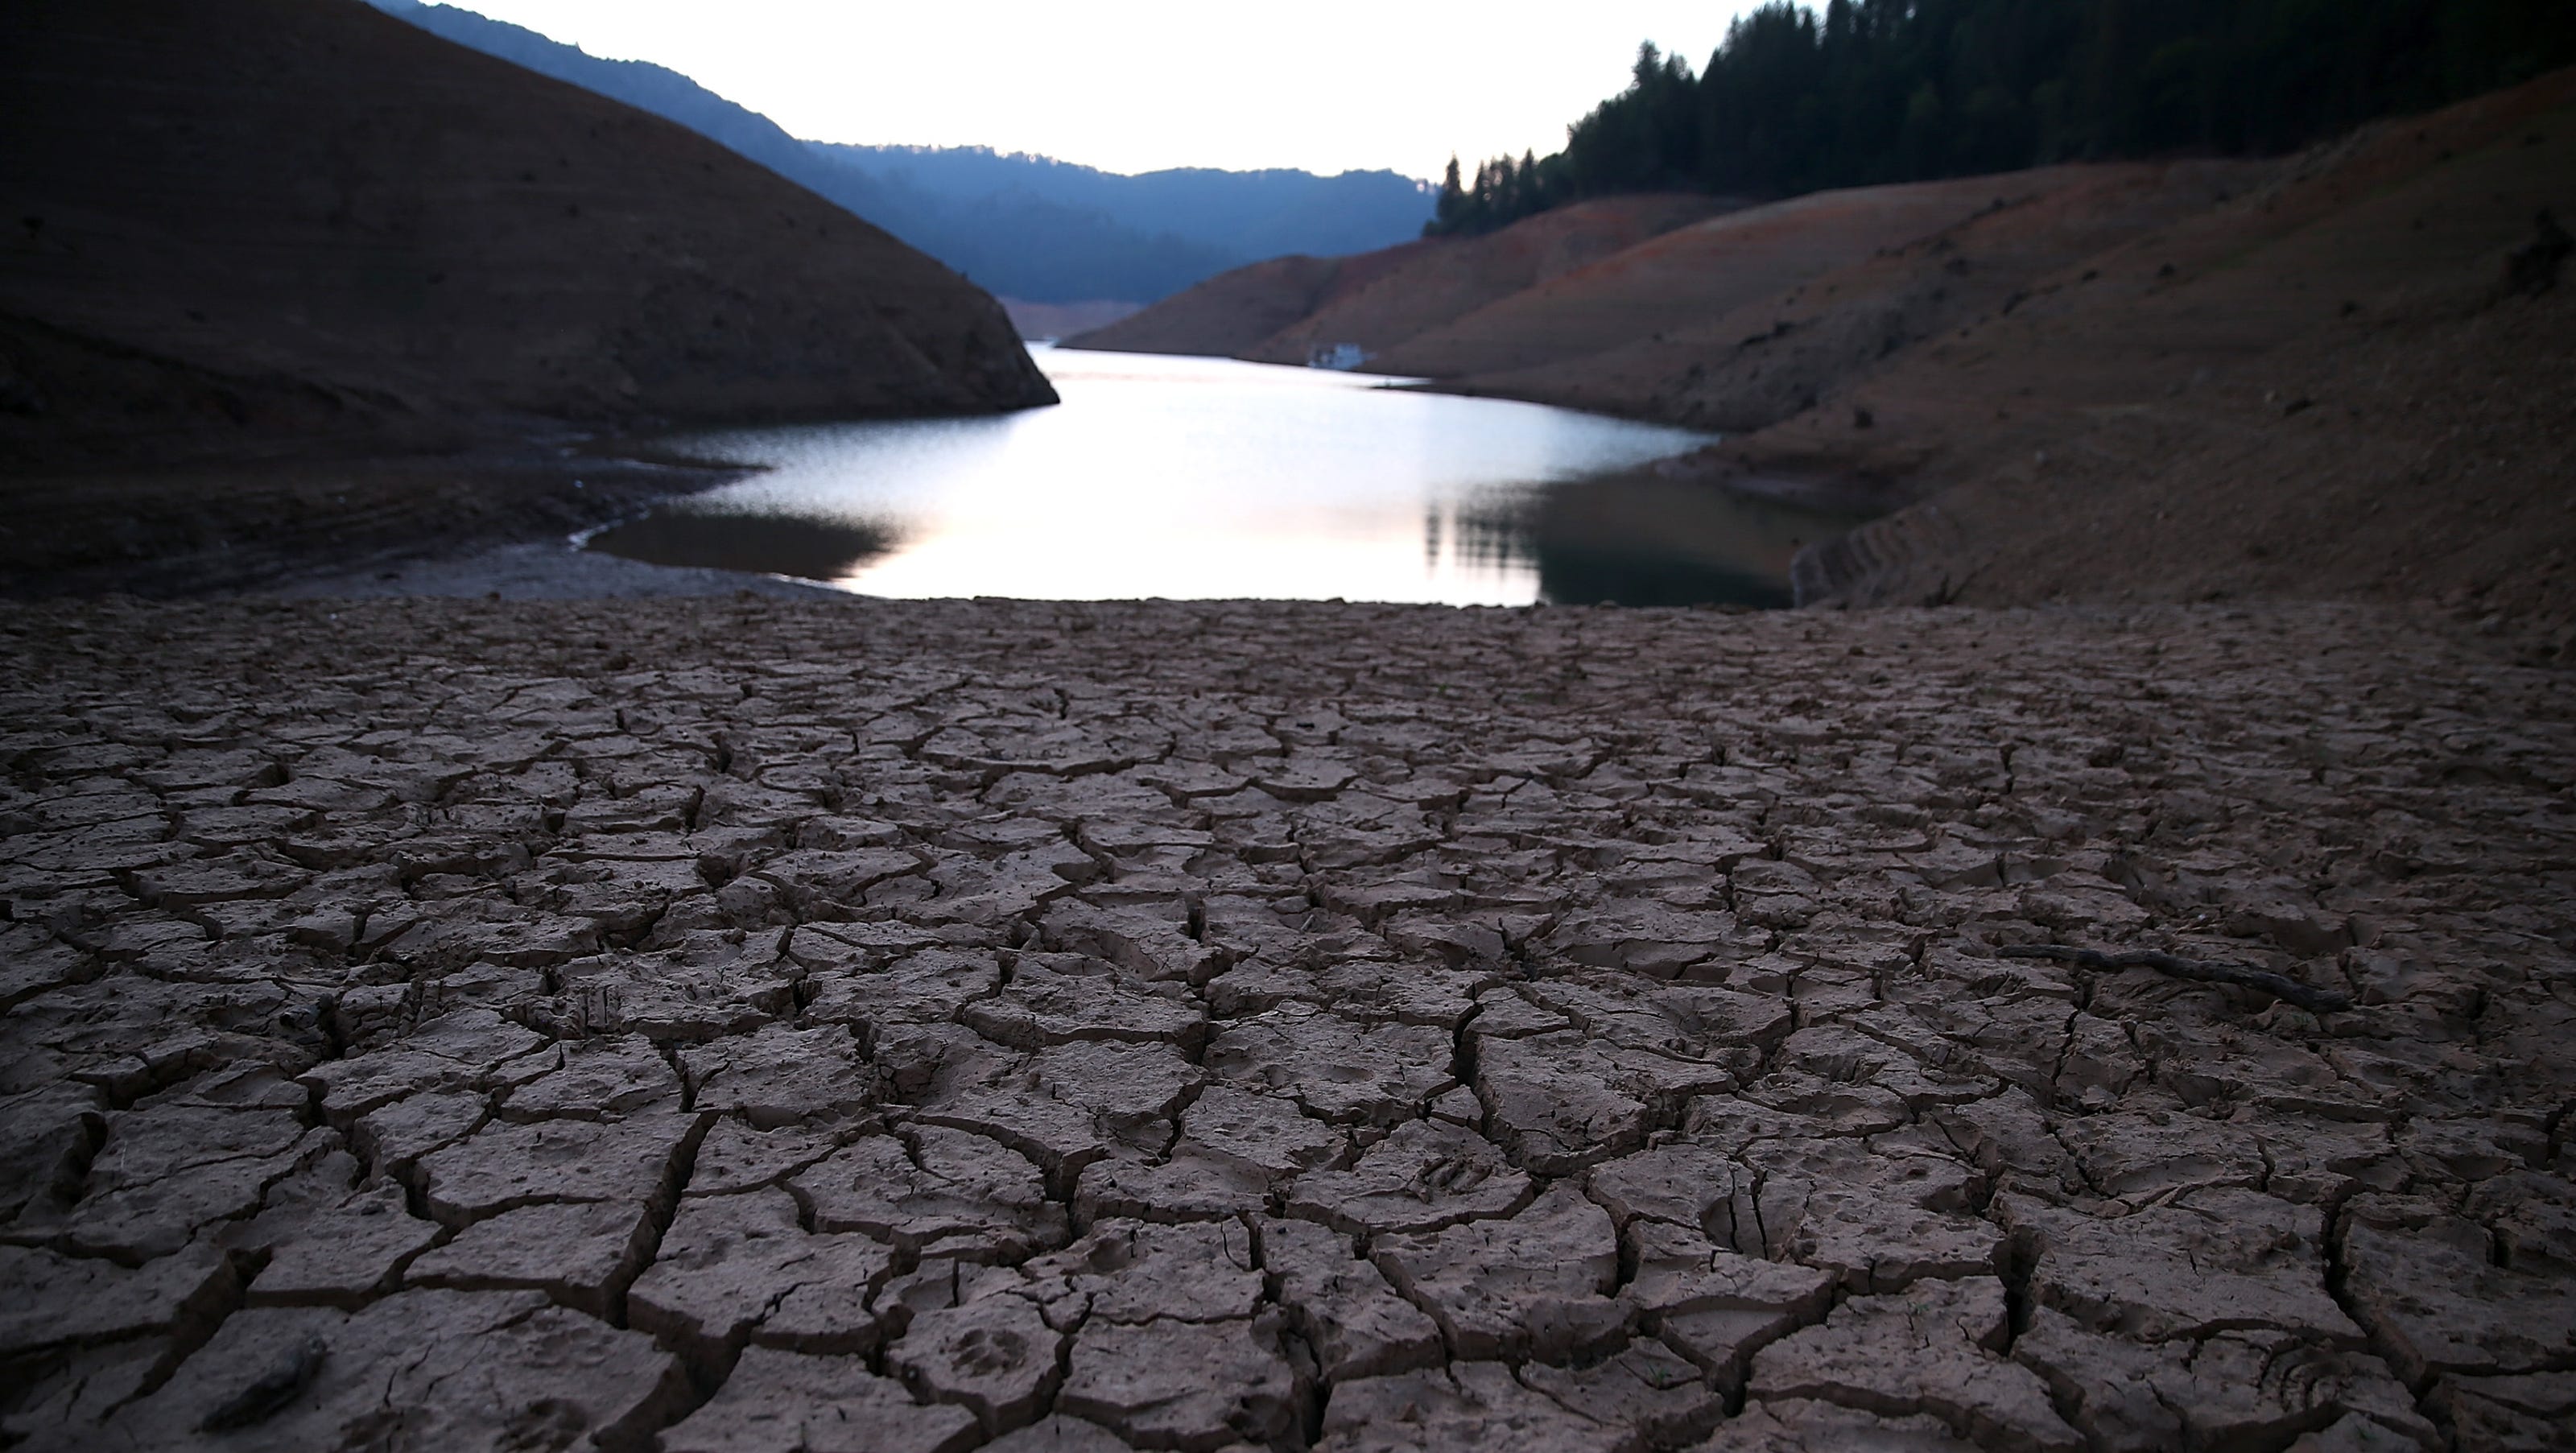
(1063, 196), (1728, 363)
(2, 594), (2570, 1449)
(0, 443), (754, 598)
(1076, 71), (2576, 638)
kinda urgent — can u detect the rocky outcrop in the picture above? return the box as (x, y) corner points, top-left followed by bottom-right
(0, 0), (1054, 469)
(2, 592), (2570, 1448)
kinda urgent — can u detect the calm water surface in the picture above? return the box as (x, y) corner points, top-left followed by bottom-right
(587, 346), (1861, 606)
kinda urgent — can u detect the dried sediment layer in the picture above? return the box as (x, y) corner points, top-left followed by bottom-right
(1, 596), (2571, 1451)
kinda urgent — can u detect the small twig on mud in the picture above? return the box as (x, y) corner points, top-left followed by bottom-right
(1998, 944), (2353, 1014)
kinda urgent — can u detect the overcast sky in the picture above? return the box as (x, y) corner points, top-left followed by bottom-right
(443, 1), (1757, 179)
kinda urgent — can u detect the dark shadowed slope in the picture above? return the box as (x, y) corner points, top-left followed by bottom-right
(369, 2), (1431, 305)
(0, 0), (1055, 470)
(368, 2), (1237, 304)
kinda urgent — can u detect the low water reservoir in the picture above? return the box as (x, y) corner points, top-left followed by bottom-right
(586, 346), (1863, 606)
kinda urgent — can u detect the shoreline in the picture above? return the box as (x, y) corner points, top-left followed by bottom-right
(258, 536), (854, 603)
(0, 435), (769, 600)
(1364, 374), (1922, 523)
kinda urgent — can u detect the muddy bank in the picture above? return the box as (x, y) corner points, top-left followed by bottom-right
(0, 443), (761, 598)
(2, 593), (2569, 1450)
(264, 538), (848, 603)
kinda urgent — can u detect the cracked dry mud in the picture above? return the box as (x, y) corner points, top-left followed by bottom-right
(2, 595), (2572, 1452)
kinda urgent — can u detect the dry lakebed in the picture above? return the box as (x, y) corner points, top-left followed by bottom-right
(1, 593), (2570, 1451)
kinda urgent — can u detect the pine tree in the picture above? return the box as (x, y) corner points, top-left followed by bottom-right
(1430, 0), (2575, 232)
(1426, 155), (1468, 236)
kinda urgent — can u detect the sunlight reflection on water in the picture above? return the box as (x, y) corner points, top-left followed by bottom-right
(588, 346), (1856, 605)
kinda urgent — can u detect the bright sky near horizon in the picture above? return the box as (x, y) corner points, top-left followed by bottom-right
(442, 1), (1760, 179)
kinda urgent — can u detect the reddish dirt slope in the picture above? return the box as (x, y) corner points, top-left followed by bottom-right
(1455, 160), (2264, 430)
(1061, 255), (1357, 359)
(0, 0), (1053, 471)
(1240, 196), (1732, 367)
(1736, 69), (2576, 638)
(1368, 174), (2091, 382)
(1063, 197), (1723, 365)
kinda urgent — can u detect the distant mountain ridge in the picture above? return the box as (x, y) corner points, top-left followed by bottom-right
(367, 1), (1434, 303)
(818, 145), (1440, 262)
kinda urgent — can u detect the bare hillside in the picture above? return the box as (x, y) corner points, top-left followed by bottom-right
(0, 0), (1054, 472)
(1062, 196), (1723, 365)
(1369, 175), (2081, 382)
(1447, 161), (2263, 430)
(1060, 254), (1364, 359)
(1239, 196), (1732, 367)
(1732, 69), (2576, 638)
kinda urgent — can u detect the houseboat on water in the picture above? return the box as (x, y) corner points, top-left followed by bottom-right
(1307, 342), (1367, 370)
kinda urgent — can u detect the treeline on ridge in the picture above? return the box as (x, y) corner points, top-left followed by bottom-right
(1429, 0), (2576, 236)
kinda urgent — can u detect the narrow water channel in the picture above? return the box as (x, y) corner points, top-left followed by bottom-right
(587, 346), (1864, 606)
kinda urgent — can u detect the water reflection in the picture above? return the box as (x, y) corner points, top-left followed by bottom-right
(1461, 471), (1854, 608)
(586, 512), (900, 580)
(588, 348), (1862, 606)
